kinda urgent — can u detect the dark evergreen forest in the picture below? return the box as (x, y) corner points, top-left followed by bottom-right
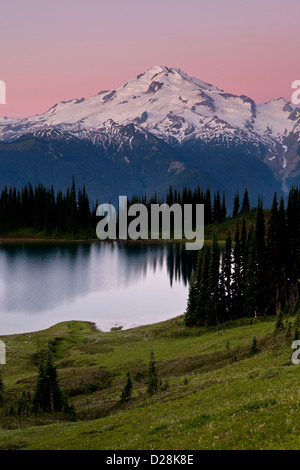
(0, 180), (229, 236)
(185, 188), (300, 325)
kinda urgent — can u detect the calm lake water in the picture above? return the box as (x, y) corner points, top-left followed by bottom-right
(0, 241), (197, 335)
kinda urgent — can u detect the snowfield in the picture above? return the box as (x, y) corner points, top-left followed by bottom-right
(0, 65), (299, 189)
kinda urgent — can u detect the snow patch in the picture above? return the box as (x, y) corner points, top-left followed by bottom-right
(0, 65), (299, 151)
(282, 156), (287, 169)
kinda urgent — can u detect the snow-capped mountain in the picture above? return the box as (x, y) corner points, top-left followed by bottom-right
(0, 66), (299, 204)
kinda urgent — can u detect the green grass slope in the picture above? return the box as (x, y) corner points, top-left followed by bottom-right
(0, 315), (299, 450)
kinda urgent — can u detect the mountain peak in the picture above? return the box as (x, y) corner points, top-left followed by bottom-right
(145, 65), (169, 74)
(0, 65), (299, 199)
(0, 66), (299, 156)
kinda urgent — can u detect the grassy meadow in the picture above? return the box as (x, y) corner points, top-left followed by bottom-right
(0, 314), (299, 450)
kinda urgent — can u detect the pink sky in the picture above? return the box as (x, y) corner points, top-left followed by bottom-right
(0, 0), (299, 118)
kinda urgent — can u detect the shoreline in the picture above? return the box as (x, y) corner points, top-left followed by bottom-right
(0, 315), (184, 338)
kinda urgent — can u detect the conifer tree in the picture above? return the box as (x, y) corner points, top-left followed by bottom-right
(265, 194), (280, 314)
(241, 188), (250, 213)
(218, 256), (227, 322)
(285, 321), (292, 344)
(33, 350), (64, 413)
(204, 189), (212, 225)
(274, 309), (284, 332)
(232, 224), (243, 318)
(68, 177), (78, 234)
(213, 190), (222, 223)
(250, 336), (259, 356)
(255, 197), (266, 314)
(241, 217), (247, 254)
(244, 228), (259, 317)
(147, 349), (159, 396)
(221, 193), (227, 221)
(194, 249), (204, 324)
(278, 196), (288, 307)
(223, 234), (232, 320)
(207, 231), (220, 324)
(184, 271), (198, 327)
(198, 247), (211, 326)
(232, 191), (240, 218)
(120, 370), (133, 403)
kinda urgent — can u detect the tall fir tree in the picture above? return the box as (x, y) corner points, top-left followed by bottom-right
(244, 227), (259, 317)
(198, 247), (211, 326)
(120, 370), (133, 403)
(241, 188), (251, 213)
(232, 224), (243, 318)
(265, 194), (280, 314)
(232, 191), (240, 218)
(207, 231), (220, 324)
(33, 350), (65, 413)
(221, 193), (227, 221)
(147, 349), (159, 396)
(184, 270), (199, 327)
(223, 234), (232, 321)
(255, 196), (266, 314)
